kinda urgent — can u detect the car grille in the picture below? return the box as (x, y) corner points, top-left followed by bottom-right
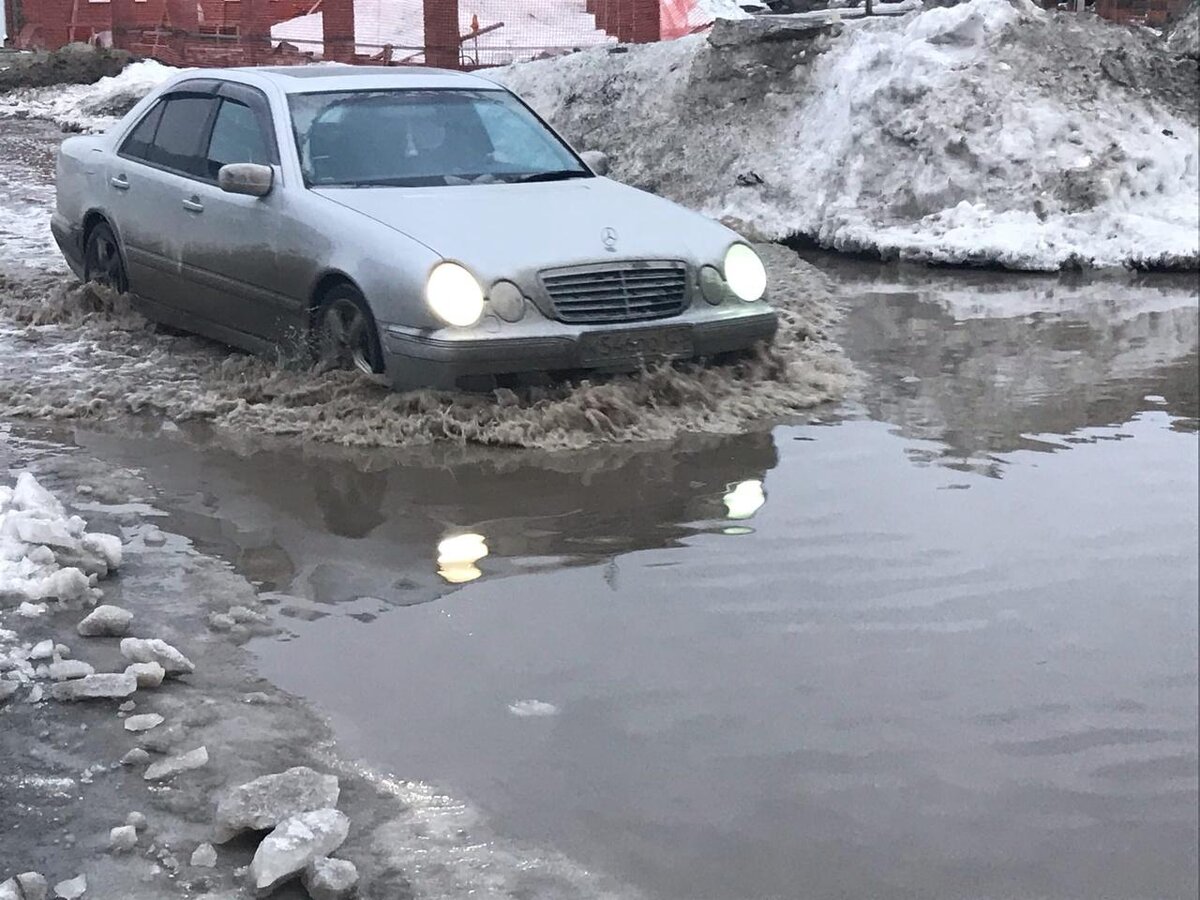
(540, 262), (689, 325)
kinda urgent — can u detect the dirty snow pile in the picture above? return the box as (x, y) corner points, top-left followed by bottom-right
(497, 0), (1199, 270)
(0, 60), (178, 132)
(1166, 0), (1199, 59)
(0, 473), (121, 604)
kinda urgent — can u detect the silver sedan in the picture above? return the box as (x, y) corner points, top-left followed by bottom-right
(52, 65), (777, 389)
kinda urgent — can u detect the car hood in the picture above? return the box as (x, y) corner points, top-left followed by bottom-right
(314, 178), (736, 282)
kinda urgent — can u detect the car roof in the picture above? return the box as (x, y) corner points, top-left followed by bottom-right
(218, 65), (503, 94)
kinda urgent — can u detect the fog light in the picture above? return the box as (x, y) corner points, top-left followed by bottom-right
(699, 266), (728, 305)
(488, 281), (527, 323)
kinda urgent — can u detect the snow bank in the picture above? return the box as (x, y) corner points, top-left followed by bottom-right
(0, 473), (121, 604)
(497, 0), (1199, 270)
(0, 60), (179, 132)
(1165, 0), (1199, 58)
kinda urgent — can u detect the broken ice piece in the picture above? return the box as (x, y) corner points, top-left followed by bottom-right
(144, 746), (208, 781)
(120, 638), (194, 676)
(124, 713), (164, 733)
(53, 874), (86, 899)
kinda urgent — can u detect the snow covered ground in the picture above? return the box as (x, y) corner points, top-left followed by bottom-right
(0, 60), (178, 132)
(498, 0), (1199, 270)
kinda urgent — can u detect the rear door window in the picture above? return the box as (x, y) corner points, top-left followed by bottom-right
(204, 98), (273, 180)
(147, 95), (216, 177)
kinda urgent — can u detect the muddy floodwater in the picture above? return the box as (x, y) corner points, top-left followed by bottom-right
(0, 118), (1196, 899)
(20, 261), (1193, 900)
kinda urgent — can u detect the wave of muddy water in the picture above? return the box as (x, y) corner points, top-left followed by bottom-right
(0, 122), (848, 451)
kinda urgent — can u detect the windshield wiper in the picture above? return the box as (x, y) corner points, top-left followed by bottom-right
(516, 170), (591, 184)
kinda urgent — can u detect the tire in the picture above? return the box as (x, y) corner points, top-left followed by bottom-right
(82, 221), (128, 294)
(314, 285), (385, 376)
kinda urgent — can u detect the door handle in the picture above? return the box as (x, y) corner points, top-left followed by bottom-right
(181, 196), (204, 213)
(109, 174), (129, 190)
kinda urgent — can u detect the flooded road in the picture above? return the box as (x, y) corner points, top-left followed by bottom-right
(1, 117), (1197, 899)
(30, 265), (1195, 900)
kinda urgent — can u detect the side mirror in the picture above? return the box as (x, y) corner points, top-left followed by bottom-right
(580, 150), (609, 177)
(218, 163), (273, 197)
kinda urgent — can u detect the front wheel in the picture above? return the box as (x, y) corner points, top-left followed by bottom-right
(314, 287), (385, 376)
(82, 221), (128, 294)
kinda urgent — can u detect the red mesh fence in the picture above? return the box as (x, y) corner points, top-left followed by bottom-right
(271, 0), (669, 68)
(10, 0), (734, 68)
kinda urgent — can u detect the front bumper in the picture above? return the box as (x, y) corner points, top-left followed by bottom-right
(380, 305), (779, 390)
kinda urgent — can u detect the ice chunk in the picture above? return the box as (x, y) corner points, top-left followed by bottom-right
(214, 766), (340, 843)
(507, 699), (560, 717)
(48, 659), (95, 681)
(109, 824), (137, 852)
(51, 672), (136, 701)
(123, 713), (164, 732)
(52, 874), (86, 899)
(77, 605), (133, 637)
(303, 857), (359, 900)
(11, 473), (64, 517)
(81, 533), (122, 570)
(144, 746), (209, 781)
(17, 873), (48, 900)
(124, 661), (165, 688)
(249, 809), (350, 896)
(120, 638), (194, 675)
(190, 842), (218, 868)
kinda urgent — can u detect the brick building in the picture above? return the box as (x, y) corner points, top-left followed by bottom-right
(1094, 0), (1190, 25)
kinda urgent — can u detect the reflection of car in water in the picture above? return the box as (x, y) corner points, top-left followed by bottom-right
(110, 429), (780, 609)
(52, 66), (777, 390)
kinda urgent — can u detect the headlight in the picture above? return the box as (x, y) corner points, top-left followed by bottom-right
(723, 244), (767, 302)
(437, 532), (489, 584)
(723, 480), (766, 520)
(427, 262), (484, 327)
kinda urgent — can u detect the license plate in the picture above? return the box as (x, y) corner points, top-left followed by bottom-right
(579, 326), (693, 365)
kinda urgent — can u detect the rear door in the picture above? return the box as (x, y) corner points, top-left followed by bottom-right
(107, 85), (219, 312)
(181, 82), (300, 343)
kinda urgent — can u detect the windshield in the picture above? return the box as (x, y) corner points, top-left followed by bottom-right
(289, 88), (591, 188)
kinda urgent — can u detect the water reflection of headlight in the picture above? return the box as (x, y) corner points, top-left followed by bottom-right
(723, 480), (766, 521)
(437, 532), (489, 584)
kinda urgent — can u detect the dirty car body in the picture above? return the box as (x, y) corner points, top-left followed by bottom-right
(52, 66), (777, 389)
